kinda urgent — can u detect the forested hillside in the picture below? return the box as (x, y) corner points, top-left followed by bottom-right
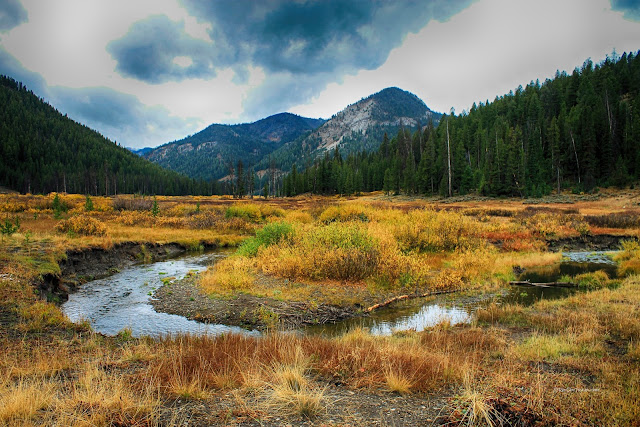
(0, 76), (211, 195)
(280, 52), (640, 197)
(144, 113), (325, 181)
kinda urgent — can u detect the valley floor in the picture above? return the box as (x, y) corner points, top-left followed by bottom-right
(1, 191), (639, 425)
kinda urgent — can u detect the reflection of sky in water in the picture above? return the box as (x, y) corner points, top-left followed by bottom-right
(63, 253), (258, 338)
(368, 304), (471, 335)
(561, 251), (617, 264)
(311, 251), (618, 337)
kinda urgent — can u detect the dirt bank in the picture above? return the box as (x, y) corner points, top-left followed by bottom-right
(39, 242), (203, 302)
(151, 274), (359, 331)
(546, 234), (636, 251)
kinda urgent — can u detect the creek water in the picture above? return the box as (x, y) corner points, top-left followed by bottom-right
(62, 250), (617, 338)
(308, 250), (619, 336)
(62, 251), (257, 338)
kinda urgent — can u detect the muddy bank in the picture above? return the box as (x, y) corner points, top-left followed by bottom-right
(546, 234), (636, 252)
(39, 242), (205, 302)
(151, 275), (359, 331)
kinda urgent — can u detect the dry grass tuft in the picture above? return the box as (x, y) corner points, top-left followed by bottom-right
(385, 369), (413, 394)
(0, 378), (55, 424)
(265, 349), (326, 419)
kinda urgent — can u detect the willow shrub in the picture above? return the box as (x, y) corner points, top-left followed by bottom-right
(55, 215), (107, 236)
(392, 209), (480, 253)
(258, 222), (380, 281)
(237, 221), (294, 257)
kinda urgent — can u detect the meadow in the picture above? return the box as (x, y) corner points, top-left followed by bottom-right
(1, 190), (639, 425)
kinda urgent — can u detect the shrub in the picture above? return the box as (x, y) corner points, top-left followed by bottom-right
(584, 212), (640, 229)
(117, 211), (153, 227)
(394, 209), (477, 252)
(574, 270), (610, 289)
(112, 196), (153, 211)
(225, 204), (263, 222)
(258, 222), (380, 281)
(237, 222), (294, 257)
(188, 212), (219, 229)
(56, 215), (107, 236)
(318, 203), (369, 223)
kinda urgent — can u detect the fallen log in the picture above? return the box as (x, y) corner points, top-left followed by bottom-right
(366, 288), (460, 312)
(509, 281), (577, 288)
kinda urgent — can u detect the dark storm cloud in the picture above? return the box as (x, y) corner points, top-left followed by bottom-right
(177, 0), (475, 117)
(107, 15), (216, 84)
(183, 0), (475, 74)
(0, 0), (27, 32)
(110, 1), (473, 84)
(611, 0), (640, 20)
(51, 86), (198, 147)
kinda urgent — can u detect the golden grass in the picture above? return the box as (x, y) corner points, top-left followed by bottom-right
(2, 193), (640, 424)
(0, 378), (56, 424)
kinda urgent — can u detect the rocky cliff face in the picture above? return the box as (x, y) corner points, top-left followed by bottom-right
(313, 88), (438, 152)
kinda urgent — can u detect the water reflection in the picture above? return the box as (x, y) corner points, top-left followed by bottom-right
(307, 250), (618, 337)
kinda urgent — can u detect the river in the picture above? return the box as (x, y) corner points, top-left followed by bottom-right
(62, 250), (617, 338)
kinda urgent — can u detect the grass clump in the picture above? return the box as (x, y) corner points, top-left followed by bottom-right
(385, 369), (413, 394)
(318, 203), (369, 223)
(514, 333), (581, 360)
(237, 221), (293, 257)
(18, 301), (69, 332)
(200, 256), (254, 295)
(0, 378), (56, 424)
(55, 215), (107, 236)
(265, 350), (326, 419)
(615, 239), (640, 276)
(575, 270), (610, 289)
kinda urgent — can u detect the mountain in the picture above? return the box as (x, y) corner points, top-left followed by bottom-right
(127, 147), (153, 156)
(143, 113), (325, 181)
(281, 52), (640, 198)
(0, 76), (210, 196)
(255, 87), (441, 172)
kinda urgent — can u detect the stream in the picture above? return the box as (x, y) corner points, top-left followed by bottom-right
(62, 250), (617, 338)
(62, 251), (257, 338)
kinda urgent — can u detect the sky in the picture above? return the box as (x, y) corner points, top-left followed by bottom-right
(1, 0), (639, 149)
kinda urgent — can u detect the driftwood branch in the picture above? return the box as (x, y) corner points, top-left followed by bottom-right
(366, 289), (460, 313)
(509, 281), (577, 288)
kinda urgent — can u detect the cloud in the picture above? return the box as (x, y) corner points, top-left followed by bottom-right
(242, 71), (336, 119)
(183, 0), (474, 75)
(0, 46), (48, 95)
(108, 0), (475, 117)
(610, 0), (640, 20)
(176, 0), (475, 119)
(51, 85), (199, 147)
(107, 14), (216, 84)
(0, 0), (27, 32)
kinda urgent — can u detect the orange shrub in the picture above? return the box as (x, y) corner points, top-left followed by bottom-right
(55, 215), (107, 236)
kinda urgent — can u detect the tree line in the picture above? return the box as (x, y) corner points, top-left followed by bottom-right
(0, 75), (214, 196)
(278, 51), (640, 198)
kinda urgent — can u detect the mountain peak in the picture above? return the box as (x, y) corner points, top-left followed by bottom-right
(310, 86), (439, 152)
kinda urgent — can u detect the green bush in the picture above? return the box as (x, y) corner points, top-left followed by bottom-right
(237, 221), (293, 257)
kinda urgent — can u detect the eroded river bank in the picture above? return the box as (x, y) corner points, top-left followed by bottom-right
(57, 236), (627, 337)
